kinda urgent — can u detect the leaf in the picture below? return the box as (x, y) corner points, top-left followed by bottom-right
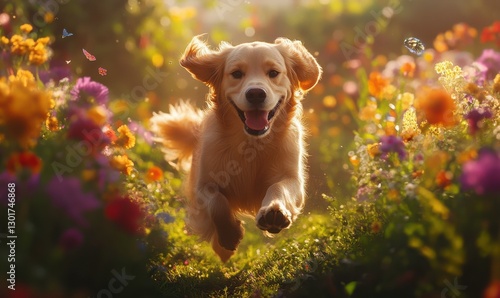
(345, 281), (357, 296)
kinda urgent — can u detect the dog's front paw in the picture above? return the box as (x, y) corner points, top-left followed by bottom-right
(256, 205), (291, 234)
(217, 220), (244, 251)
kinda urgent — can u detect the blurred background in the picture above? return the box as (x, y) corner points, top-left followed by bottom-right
(2, 0), (499, 205)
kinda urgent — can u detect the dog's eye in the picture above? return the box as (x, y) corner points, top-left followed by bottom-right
(268, 70), (280, 78)
(231, 71), (243, 79)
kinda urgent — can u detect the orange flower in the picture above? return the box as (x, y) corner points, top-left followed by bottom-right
(146, 166), (163, 182)
(434, 22), (477, 52)
(400, 62), (416, 77)
(414, 88), (456, 127)
(6, 151), (42, 174)
(368, 71), (389, 98)
(436, 170), (453, 188)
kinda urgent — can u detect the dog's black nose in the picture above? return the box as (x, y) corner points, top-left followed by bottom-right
(245, 88), (267, 104)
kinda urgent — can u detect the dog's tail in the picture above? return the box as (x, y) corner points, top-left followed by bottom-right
(150, 101), (204, 171)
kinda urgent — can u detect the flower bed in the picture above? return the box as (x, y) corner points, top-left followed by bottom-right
(1, 15), (500, 298)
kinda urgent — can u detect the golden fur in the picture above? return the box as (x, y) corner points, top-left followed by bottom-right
(150, 35), (322, 262)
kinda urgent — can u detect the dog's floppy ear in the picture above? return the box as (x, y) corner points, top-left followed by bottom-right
(275, 38), (322, 92)
(180, 35), (231, 86)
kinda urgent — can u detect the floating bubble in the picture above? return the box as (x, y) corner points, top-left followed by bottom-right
(404, 37), (425, 55)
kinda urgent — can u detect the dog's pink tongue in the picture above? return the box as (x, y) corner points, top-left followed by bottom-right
(244, 110), (269, 130)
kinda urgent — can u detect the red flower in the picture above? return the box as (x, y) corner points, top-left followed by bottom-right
(481, 21), (500, 47)
(146, 166), (163, 182)
(6, 151), (42, 174)
(484, 280), (500, 298)
(105, 197), (143, 234)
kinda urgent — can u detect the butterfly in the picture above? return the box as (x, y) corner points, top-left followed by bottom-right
(65, 60), (71, 64)
(404, 37), (425, 55)
(98, 67), (107, 76)
(62, 28), (73, 38)
(82, 48), (96, 61)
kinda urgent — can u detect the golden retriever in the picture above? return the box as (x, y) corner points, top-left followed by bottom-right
(150, 35), (322, 262)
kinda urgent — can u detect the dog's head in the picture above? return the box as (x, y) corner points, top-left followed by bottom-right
(180, 35), (322, 137)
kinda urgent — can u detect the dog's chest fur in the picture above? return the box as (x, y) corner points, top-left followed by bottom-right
(192, 113), (302, 213)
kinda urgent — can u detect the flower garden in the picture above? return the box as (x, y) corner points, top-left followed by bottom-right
(1, 1), (500, 297)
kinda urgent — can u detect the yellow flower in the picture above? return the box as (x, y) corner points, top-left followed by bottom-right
(45, 116), (59, 131)
(379, 84), (397, 100)
(359, 102), (378, 121)
(401, 108), (421, 141)
(36, 37), (50, 46)
(0, 78), (52, 148)
(367, 143), (381, 158)
(44, 12), (55, 24)
(20, 24), (33, 33)
(115, 125), (136, 149)
(322, 95), (337, 108)
(10, 35), (25, 55)
(81, 169), (96, 181)
(349, 155), (359, 167)
(493, 74), (500, 94)
(87, 106), (108, 126)
(399, 92), (414, 110)
(435, 61), (466, 97)
(1, 36), (9, 45)
(11, 37), (35, 55)
(28, 42), (48, 65)
(9, 69), (35, 87)
(109, 155), (134, 175)
(385, 121), (396, 136)
(387, 189), (400, 202)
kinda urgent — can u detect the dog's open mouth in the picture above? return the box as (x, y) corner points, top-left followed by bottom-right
(231, 99), (283, 136)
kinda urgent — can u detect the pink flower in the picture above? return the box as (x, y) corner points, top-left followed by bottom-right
(461, 149), (500, 195)
(465, 108), (492, 135)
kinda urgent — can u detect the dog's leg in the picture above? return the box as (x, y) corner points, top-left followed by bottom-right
(210, 191), (244, 252)
(194, 184), (244, 260)
(256, 177), (305, 234)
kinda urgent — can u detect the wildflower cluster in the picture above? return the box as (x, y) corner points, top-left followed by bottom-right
(346, 22), (500, 296)
(0, 22), (174, 297)
(1, 23), (51, 66)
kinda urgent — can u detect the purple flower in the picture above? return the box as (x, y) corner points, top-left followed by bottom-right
(59, 228), (84, 251)
(380, 135), (406, 160)
(67, 117), (110, 153)
(39, 65), (71, 84)
(356, 186), (371, 202)
(95, 154), (120, 190)
(156, 212), (174, 223)
(476, 49), (500, 81)
(128, 121), (153, 144)
(465, 108), (492, 135)
(71, 77), (109, 105)
(461, 149), (500, 195)
(46, 176), (100, 226)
